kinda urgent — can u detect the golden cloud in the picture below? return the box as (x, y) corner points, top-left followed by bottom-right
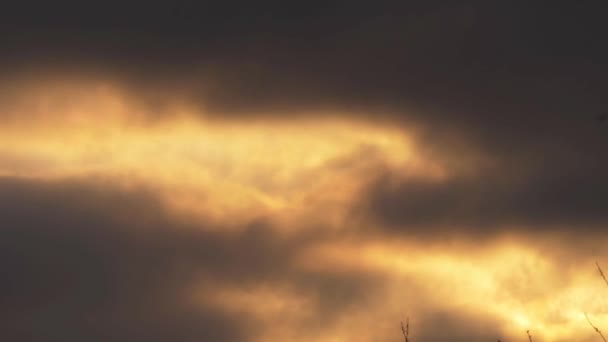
(1, 78), (607, 342)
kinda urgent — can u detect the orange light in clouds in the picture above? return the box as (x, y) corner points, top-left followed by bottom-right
(3, 80), (606, 342)
(0, 81), (441, 225)
(299, 238), (608, 341)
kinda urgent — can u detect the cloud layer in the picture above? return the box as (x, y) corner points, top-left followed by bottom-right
(2, 2), (608, 341)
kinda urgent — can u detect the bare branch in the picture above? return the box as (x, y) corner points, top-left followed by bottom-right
(585, 312), (608, 342)
(597, 261), (608, 288)
(400, 317), (410, 342)
(527, 329), (532, 342)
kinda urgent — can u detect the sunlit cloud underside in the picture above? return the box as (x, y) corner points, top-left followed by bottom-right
(1, 79), (607, 342)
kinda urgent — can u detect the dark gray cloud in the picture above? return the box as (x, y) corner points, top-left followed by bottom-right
(362, 148), (608, 236)
(0, 178), (254, 341)
(1, 2), (606, 114)
(0, 177), (394, 341)
(414, 310), (506, 342)
(2, 2), (607, 164)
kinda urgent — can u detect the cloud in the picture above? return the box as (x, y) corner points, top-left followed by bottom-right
(1, 2), (605, 116)
(1, 162), (607, 340)
(2, 2), (608, 341)
(362, 157), (608, 235)
(0, 177), (394, 341)
(1, 2), (606, 181)
(0, 178), (250, 341)
(414, 311), (505, 342)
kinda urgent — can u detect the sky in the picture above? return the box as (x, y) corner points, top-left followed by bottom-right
(1, 1), (608, 341)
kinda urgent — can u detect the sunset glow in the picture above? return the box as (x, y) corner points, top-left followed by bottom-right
(1, 78), (607, 342)
(2, 4), (607, 341)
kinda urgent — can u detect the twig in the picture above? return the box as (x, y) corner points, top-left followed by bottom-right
(585, 312), (608, 342)
(596, 261), (608, 288)
(401, 317), (410, 342)
(527, 329), (532, 342)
